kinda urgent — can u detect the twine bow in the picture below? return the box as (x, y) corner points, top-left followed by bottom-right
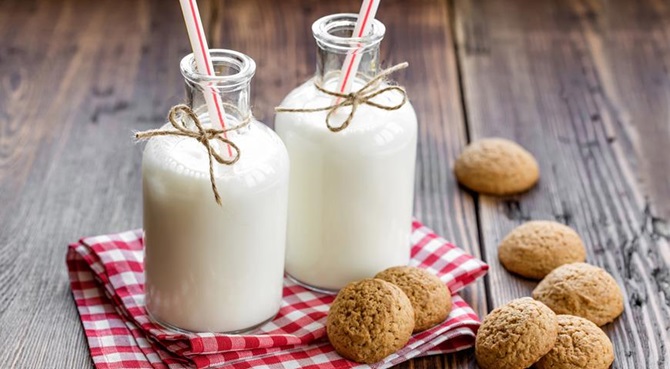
(275, 62), (409, 132)
(135, 104), (249, 205)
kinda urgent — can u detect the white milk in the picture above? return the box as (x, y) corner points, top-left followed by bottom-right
(142, 115), (289, 333)
(275, 78), (418, 291)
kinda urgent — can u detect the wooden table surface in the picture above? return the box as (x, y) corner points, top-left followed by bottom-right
(1, 0), (669, 368)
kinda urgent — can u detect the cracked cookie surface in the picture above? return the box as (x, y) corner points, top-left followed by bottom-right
(532, 263), (624, 326)
(475, 297), (558, 369)
(375, 266), (452, 332)
(326, 278), (415, 364)
(454, 138), (539, 195)
(536, 315), (614, 369)
(498, 221), (587, 279)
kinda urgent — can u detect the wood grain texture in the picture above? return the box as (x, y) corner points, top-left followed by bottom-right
(0, 0), (187, 368)
(454, 0), (670, 368)
(1, 0), (668, 368)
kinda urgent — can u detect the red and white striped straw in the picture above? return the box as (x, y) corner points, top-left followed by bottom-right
(178, 0), (232, 155)
(334, 0), (381, 99)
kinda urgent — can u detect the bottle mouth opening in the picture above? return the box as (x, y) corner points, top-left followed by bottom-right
(312, 13), (385, 52)
(180, 49), (256, 90)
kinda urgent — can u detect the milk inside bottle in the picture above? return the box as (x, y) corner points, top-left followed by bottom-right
(141, 50), (289, 333)
(275, 14), (418, 292)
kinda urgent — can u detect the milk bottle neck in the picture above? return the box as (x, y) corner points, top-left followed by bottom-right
(312, 13), (386, 89)
(180, 49), (255, 127)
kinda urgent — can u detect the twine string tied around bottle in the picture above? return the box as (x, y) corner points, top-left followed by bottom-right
(135, 104), (250, 205)
(275, 62), (409, 132)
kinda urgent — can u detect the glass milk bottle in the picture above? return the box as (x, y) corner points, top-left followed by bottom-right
(141, 50), (289, 333)
(275, 14), (418, 292)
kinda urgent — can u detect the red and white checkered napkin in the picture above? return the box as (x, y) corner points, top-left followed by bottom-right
(66, 220), (488, 369)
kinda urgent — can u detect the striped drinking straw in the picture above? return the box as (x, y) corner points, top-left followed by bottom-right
(333, 0), (381, 103)
(178, 0), (232, 156)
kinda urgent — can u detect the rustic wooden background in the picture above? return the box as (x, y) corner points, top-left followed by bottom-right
(1, 0), (669, 368)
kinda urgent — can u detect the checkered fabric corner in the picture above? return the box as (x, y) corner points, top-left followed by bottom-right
(66, 219), (488, 369)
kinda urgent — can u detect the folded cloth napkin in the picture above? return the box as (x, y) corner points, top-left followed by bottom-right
(66, 220), (488, 369)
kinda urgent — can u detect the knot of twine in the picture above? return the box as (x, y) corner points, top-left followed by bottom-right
(275, 62), (409, 132)
(135, 104), (250, 205)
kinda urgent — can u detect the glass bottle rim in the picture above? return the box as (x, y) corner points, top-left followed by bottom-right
(312, 13), (385, 52)
(180, 49), (256, 90)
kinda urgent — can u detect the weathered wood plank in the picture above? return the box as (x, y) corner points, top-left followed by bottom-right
(0, 0), (185, 368)
(454, 0), (670, 368)
(212, 0), (484, 367)
(575, 0), (670, 221)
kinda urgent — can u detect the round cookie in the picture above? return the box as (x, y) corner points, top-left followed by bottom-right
(532, 263), (624, 326)
(326, 278), (415, 364)
(375, 266), (452, 332)
(475, 297), (558, 369)
(454, 138), (540, 195)
(498, 221), (587, 279)
(536, 315), (614, 369)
